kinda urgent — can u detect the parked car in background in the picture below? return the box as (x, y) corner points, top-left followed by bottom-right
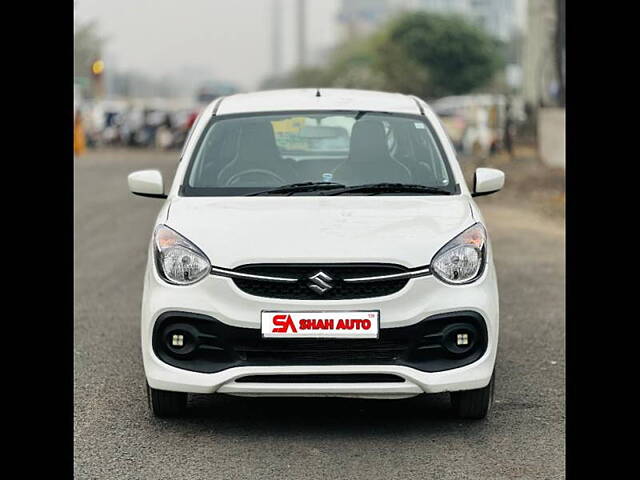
(195, 81), (238, 106)
(432, 94), (525, 159)
(78, 98), (201, 151)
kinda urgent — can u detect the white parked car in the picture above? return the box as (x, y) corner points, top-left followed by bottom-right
(128, 89), (505, 419)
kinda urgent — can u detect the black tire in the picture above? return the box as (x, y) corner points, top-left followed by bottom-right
(450, 371), (495, 419)
(146, 383), (187, 418)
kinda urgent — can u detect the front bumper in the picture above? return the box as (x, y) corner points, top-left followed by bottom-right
(144, 362), (496, 399)
(141, 256), (499, 397)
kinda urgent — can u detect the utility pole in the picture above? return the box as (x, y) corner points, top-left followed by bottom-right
(297, 0), (306, 68)
(555, 0), (565, 106)
(271, 0), (282, 75)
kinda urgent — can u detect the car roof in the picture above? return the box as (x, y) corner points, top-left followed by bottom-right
(214, 88), (422, 116)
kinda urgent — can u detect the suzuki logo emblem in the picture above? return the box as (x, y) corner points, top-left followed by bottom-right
(308, 271), (333, 294)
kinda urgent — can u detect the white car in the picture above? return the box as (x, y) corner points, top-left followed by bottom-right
(128, 89), (505, 419)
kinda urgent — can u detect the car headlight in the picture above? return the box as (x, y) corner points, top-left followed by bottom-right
(153, 224), (211, 285)
(431, 223), (487, 285)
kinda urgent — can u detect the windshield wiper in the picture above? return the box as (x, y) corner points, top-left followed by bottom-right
(324, 183), (452, 196)
(246, 181), (346, 196)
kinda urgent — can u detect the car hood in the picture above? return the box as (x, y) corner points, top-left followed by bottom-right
(166, 196), (475, 268)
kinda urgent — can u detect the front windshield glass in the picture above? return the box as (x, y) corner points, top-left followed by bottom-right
(183, 111), (457, 195)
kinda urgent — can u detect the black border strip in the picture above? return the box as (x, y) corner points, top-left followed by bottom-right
(411, 96), (425, 115)
(212, 96), (225, 116)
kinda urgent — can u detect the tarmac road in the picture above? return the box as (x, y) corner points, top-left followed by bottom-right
(74, 149), (565, 479)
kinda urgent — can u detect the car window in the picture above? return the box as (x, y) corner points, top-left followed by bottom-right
(184, 111), (456, 195)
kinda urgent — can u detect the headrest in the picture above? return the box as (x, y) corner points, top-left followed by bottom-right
(348, 119), (390, 163)
(234, 121), (280, 163)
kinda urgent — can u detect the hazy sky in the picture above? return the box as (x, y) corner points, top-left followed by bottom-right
(75, 0), (342, 91)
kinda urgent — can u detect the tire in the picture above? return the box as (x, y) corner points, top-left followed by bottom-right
(450, 371), (495, 419)
(146, 383), (187, 418)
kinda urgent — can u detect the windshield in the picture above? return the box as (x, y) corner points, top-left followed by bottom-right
(183, 111), (457, 196)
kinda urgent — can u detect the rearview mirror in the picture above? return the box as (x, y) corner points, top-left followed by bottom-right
(299, 126), (347, 139)
(472, 168), (505, 197)
(128, 170), (166, 198)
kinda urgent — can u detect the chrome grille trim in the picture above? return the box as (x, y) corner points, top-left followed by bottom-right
(210, 266), (298, 283)
(210, 265), (431, 283)
(342, 267), (431, 283)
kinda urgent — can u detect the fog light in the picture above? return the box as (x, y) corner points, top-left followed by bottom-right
(441, 323), (478, 355)
(162, 323), (199, 357)
(172, 334), (184, 347)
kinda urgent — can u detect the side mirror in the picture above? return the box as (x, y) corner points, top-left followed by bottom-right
(472, 168), (505, 197)
(128, 170), (167, 198)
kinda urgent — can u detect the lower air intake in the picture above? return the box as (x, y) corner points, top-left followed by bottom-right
(234, 374), (406, 383)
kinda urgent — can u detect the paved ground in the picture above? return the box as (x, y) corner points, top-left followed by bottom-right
(74, 149), (565, 479)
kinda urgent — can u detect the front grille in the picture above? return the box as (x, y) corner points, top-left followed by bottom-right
(235, 338), (406, 363)
(232, 264), (409, 300)
(152, 311), (488, 374)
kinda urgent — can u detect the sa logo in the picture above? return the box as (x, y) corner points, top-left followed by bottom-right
(272, 314), (298, 333)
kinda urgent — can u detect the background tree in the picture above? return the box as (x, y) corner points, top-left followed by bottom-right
(261, 11), (503, 99)
(386, 12), (503, 97)
(74, 20), (103, 79)
(74, 19), (105, 98)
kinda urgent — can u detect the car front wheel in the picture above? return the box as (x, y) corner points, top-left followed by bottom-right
(146, 383), (187, 418)
(450, 371), (495, 419)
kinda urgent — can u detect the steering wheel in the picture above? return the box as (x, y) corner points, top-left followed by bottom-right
(225, 169), (287, 187)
